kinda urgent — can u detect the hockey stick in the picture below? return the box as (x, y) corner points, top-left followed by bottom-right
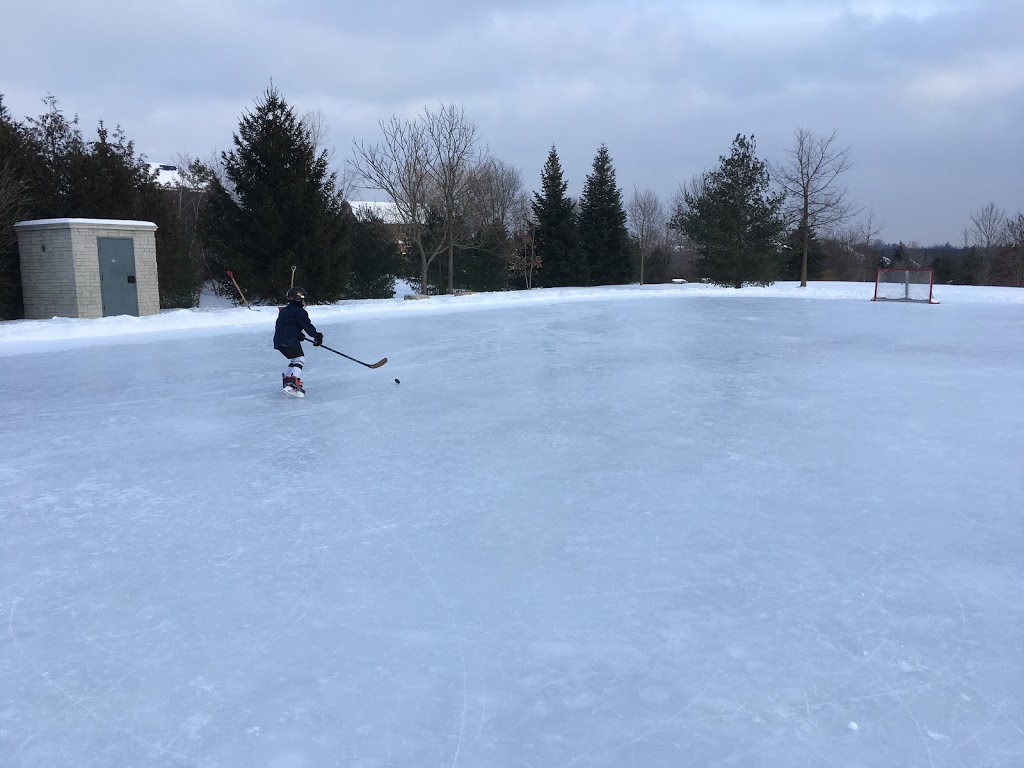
(319, 344), (388, 369)
(225, 270), (252, 310)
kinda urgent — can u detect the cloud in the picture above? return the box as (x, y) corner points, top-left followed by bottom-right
(1, 0), (1020, 244)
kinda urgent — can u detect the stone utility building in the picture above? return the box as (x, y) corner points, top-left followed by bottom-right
(15, 218), (160, 319)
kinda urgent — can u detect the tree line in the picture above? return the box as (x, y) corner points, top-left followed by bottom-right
(2, 87), (1022, 319)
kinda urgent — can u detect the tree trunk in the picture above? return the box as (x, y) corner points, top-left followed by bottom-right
(800, 230), (809, 287)
(447, 242), (454, 294)
(800, 200), (810, 287)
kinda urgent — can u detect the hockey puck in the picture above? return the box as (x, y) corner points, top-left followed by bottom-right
(394, 378), (401, 384)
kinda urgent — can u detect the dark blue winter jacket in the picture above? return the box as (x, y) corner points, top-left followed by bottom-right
(274, 302), (319, 349)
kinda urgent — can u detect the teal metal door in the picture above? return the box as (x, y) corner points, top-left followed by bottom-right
(97, 237), (139, 317)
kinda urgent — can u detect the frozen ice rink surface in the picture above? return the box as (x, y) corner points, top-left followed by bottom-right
(2, 291), (1023, 767)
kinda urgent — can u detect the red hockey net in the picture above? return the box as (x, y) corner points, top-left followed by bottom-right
(872, 268), (938, 304)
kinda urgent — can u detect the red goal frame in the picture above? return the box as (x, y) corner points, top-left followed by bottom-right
(872, 268), (939, 304)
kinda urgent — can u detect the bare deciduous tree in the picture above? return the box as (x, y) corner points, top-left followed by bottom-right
(774, 128), (858, 286)
(1001, 211), (1024, 287)
(968, 202), (1008, 285)
(351, 102), (486, 294)
(509, 216), (541, 289)
(0, 160), (29, 231)
(301, 108), (355, 202)
(351, 115), (439, 293)
(667, 177), (707, 280)
(423, 102), (487, 294)
(627, 187), (665, 284)
(852, 209), (884, 281)
(471, 157), (527, 233)
(300, 108), (332, 162)
(469, 157), (530, 286)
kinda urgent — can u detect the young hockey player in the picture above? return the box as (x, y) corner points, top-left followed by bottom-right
(273, 286), (323, 397)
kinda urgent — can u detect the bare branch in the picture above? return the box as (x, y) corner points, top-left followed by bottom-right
(1002, 211), (1024, 287)
(966, 202), (1009, 285)
(350, 103), (489, 294)
(773, 128), (860, 285)
(627, 187), (666, 284)
(421, 102), (488, 293)
(471, 157), (527, 233)
(0, 160), (31, 230)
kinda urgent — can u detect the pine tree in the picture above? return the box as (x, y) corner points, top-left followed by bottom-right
(781, 222), (824, 281)
(672, 135), (786, 288)
(453, 221), (510, 293)
(67, 122), (199, 308)
(201, 86), (349, 304)
(0, 95), (34, 318)
(345, 210), (400, 299)
(15, 96), (202, 311)
(579, 144), (630, 285)
(24, 95), (86, 217)
(67, 122), (158, 219)
(531, 145), (585, 287)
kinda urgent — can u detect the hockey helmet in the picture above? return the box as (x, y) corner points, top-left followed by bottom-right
(286, 286), (307, 304)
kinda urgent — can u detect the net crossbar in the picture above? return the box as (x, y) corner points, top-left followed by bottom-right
(872, 268), (938, 304)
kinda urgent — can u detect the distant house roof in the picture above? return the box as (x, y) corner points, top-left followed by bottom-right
(350, 200), (403, 225)
(148, 162), (181, 187)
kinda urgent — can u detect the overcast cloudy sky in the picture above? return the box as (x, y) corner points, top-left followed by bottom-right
(2, 0), (1021, 244)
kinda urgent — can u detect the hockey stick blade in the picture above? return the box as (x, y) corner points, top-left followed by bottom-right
(319, 344), (387, 369)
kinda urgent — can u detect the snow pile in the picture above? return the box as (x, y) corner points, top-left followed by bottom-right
(1, 281), (1021, 355)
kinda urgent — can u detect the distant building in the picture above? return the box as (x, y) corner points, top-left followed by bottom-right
(15, 218), (160, 318)
(349, 200), (408, 253)
(148, 163), (181, 187)
(349, 200), (403, 224)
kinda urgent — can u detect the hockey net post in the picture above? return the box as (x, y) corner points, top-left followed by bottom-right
(872, 268), (939, 304)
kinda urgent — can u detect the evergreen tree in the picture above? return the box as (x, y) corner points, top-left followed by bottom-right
(578, 144), (631, 285)
(0, 95), (34, 318)
(409, 206), (447, 294)
(531, 145), (585, 287)
(66, 122), (155, 218)
(201, 86), (349, 304)
(161, 158), (217, 308)
(453, 221), (510, 292)
(890, 241), (907, 266)
(345, 210), (401, 299)
(780, 223), (824, 281)
(24, 95), (87, 216)
(68, 122), (198, 308)
(671, 134), (786, 288)
(4, 96), (202, 313)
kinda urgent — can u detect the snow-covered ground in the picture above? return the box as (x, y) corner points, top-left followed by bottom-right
(1, 283), (1022, 767)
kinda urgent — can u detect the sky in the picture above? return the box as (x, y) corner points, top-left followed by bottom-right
(2, 0), (1022, 245)
(2, 285), (1023, 765)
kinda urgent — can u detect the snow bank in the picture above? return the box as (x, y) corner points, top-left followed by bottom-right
(1, 281), (1021, 354)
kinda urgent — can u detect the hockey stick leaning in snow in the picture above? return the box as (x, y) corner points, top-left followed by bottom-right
(318, 344), (388, 369)
(225, 270), (252, 310)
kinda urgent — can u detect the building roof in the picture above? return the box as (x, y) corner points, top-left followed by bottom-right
(15, 218), (158, 229)
(350, 200), (404, 225)
(148, 163), (181, 187)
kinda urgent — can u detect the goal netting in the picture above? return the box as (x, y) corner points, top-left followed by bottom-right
(872, 268), (938, 304)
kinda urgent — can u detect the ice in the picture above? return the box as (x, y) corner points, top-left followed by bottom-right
(1, 286), (1023, 767)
